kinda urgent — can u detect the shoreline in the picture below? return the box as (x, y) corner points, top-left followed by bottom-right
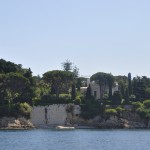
(1, 125), (150, 130)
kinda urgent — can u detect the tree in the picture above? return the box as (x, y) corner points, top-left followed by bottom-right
(86, 84), (92, 100)
(132, 76), (150, 101)
(71, 84), (76, 100)
(0, 74), (6, 105)
(62, 59), (72, 71)
(73, 66), (79, 78)
(1, 73), (31, 106)
(33, 76), (50, 100)
(115, 75), (128, 99)
(112, 91), (122, 105)
(128, 73), (132, 95)
(90, 72), (108, 100)
(125, 88), (129, 103)
(43, 70), (74, 99)
(76, 78), (82, 91)
(0, 59), (22, 74)
(107, 74), (114, 100)
(120, 81), (125, 99)
(23, 68), (32, 78)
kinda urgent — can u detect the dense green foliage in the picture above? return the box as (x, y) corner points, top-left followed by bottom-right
(0, 59), (22, 74)
(132, 100), (150, 119)
(112, 91), (122, 105)
(143, 100), (150, 108)
(1, 59), (150, 120)
(0, 59), (34, 118)
(19, 102), (32, 118)
(133, 76), (150, 101)
(0, 103), (32, 118)
(34, 94), (72, 105)
(43, 70), (74, 99)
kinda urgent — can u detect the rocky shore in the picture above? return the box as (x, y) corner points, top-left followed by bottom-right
(0, 117), (35, 129)
(68, 111), (150, 129)
(1, 111), (150, 130)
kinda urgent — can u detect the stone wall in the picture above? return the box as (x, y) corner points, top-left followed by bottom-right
(31, 104), (81, 127)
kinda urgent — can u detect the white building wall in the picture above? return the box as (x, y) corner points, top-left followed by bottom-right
(89, 79), (119, 100)
(90, 84), (101, 100)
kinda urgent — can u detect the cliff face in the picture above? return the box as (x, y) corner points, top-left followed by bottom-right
(0, 117), (34, 129)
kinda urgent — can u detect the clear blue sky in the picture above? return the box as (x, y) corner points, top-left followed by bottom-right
(0, 0), (150, 77)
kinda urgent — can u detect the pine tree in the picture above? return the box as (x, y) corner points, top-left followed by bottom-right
(62, 59), (72, 71)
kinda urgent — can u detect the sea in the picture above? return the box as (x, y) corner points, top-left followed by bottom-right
(0, 129), (150, 150)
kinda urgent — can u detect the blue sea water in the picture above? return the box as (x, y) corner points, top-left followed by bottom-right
(0, 129), (150, 150)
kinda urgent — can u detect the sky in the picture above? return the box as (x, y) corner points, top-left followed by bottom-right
(0, 0), (150, 77)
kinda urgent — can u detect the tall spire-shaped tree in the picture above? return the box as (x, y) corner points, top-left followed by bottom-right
(128, 73), (132, 95)
(107, 74), (114, 100)
(86, 84), (92, 100)
(71, 84), (76, 100)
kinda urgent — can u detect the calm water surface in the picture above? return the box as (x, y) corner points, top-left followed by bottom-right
(0, 129), (150, 150)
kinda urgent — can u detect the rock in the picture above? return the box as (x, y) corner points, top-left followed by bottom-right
(121, 119), (146, 128)
(120, 112), (142, 122)
(0, 117), (35, 129)
(99, 116), (122, 128)
(93, 116), (101, 123)
(98, 115), (146, 129)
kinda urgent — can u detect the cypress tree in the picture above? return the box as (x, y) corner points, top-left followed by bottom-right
(125, 88), (129, 103)
(76, 78), (81, 91)
(86, 84), (92, 100)
(71, 84), (76, 100)
(120, 83), (125, 99)
(128, 73), (132, 95)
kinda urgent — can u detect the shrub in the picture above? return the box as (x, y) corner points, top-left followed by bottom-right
(34, 94), (72, 105)
(59, 94), (71, 100)
(136, 107), (148, 118)
(81, 101), (100, 119)
(116, 106), (125, 113)
(74, 97), (81, 105)
(143, 100), (150, 108)
(105, 109), (117, 117)
(132, 102), (143, 109)
(104, 100), (112, 105)
(19, 103), (32, 118)
(112, 91), (122, 105)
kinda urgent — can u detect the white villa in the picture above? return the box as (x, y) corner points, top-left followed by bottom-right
(80, 78), (119, 100)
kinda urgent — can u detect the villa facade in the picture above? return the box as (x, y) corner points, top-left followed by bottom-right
(81, 78), (119, 100)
